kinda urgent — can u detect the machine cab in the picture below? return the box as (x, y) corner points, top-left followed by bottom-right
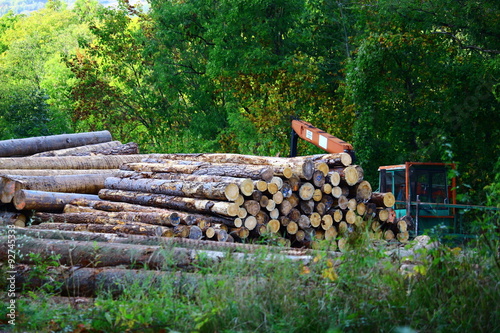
(378, 162), (456, 235)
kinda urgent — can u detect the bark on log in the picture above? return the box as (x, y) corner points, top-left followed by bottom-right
(34, 211), (181, 227)
(147, 153), (316, 179)
(0, 236), (190, 269)
(0, 211), (26, 227)
(0, 131), (112, 157)
(369, 192), (396, 208)
(13, 190), (101, 212)
(98, 189), (240, 217)
(0, 155), (155, 170)
(4, 174), (108, 195)
(104, 177), (239, 201)
(30, 222), (174, 237)
(30, 141), (125, 157)
(0, 169), (120, 176)
(332, 165), (364, 186)
(305, 153), (352, 167)
(123, 161), (275, 181)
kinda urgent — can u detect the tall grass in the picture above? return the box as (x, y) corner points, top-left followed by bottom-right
(2, 221), (499, 332)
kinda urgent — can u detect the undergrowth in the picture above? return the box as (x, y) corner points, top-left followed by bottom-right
(1, 217), (499, 333)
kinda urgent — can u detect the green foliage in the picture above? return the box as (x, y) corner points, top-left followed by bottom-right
(344, 0), (500, 198)
(6, 232), (500, 332)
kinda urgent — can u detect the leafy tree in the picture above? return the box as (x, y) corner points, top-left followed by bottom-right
(0, 2), (92, 138)
(344, 0), (500, 201)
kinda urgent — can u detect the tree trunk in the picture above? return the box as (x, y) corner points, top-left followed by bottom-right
(98, 189), (240, 217)
(13, 190), (101, 212)
(0, 131), (112, 157)
(0, 154), (155, 170)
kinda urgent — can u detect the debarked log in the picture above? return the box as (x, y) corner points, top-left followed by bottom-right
(29, 222), (174, 237)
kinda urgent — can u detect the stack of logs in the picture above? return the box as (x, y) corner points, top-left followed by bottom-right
(0, 132), (409, 250)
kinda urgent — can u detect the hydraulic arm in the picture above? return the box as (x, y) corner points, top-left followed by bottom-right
(290, 119), (355, 160)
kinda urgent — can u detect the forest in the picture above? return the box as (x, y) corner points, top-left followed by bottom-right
(0, 0), (499, 205)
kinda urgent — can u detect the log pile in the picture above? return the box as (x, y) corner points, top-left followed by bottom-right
(0, 132), (410, 251)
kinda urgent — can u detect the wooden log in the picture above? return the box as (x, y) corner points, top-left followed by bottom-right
(324, 225), (338, 241)
(13, 190), (101, 212)
(149, 153), (315, 180)
(243, 200), (261, 216)
(0, 236), (193, 269)
(356, 202), (366, 216)
(243, 216), (258, 231)
(312, 170), (326, 188)
(345, 210), (357, 225)
(124, 161), (275, 181)
(337, 195), (349, 210)
(306, 153), (352, 167)
(286, 221), (299, 235)
(310, 212), (322, 228)
(272, 191), (284, 205)
(353, 180), (373, 202)
(98, 189), (240, 217)
(299, 182), (315, 200)
(34, 211), (181, 227)
(332, 165), (364, 186)
(266, 219), (281, 234)
(0, 169), (120, 176)
(347, 198), (357, 211)
(322, 183), (332, 195)
(297, 215), (311, 229)
(4, 174), (108, 196)
(312, 188), (323, 202)
(0, 211), (26, 227)
(230, 227), (250, 240)
(29, 222), (173, 237)
(0, 131), (112, 157)
(321, 214), (333, 231)
(300, 200), (315, 215)
(0, 155), (155, 170)
(30, 141), (130, 157)
(370, 192), (396, 208)
(104, 177), (239, 201)
(328, 171), (341, 186)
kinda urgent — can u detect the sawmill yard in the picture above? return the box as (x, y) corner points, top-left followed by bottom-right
(0, 132), (499, 332)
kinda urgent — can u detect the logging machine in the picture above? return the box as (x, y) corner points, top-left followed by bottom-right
(290, 119), (499, 239)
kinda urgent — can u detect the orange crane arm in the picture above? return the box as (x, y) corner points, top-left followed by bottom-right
(291, 119), (354, 156)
